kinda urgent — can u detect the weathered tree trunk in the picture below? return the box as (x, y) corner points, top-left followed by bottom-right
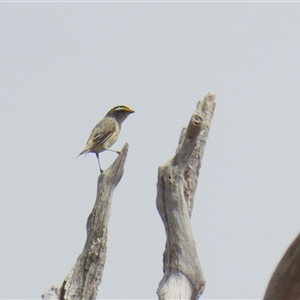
(42, 143), (129, 300)
(263, 232), (300, 300)
(156, 94), (216, 300)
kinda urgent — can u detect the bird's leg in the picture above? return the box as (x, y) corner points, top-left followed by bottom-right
(95, 153), (104, 173)
(104, 148), (121, 155)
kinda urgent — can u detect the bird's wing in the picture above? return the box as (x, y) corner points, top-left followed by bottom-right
(78, 118), (117, 156)
(91, 117), (117, 145)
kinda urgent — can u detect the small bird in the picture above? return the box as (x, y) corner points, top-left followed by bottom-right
(78, 105), (134, 172)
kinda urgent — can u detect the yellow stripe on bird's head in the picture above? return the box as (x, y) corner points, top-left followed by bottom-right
(106, 105), (134, 116)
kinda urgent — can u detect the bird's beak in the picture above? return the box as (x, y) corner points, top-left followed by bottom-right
(129, 109), (135, 114)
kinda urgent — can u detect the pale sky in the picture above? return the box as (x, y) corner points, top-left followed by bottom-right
(1, 2), (300, 299)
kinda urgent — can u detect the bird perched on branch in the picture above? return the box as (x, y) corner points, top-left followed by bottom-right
(78, 105), (134, 172)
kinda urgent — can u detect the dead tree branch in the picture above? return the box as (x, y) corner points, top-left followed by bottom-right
(156, 94), (216, 300)
(42, 143), (129, 300)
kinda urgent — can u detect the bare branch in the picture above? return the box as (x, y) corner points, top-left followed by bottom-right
(263, 233), (300, 300)
(42, 144), (129, 300)
(156, 94), (216, 300)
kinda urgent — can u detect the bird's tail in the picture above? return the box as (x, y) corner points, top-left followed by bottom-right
(76, 149), (88, 158)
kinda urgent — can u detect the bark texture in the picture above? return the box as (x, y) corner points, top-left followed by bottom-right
(42, 144), (129, 300)
(156, 94), (216, 300)
(263, 233), (300, 300)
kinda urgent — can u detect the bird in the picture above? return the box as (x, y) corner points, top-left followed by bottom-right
(78, 105), (134, 172)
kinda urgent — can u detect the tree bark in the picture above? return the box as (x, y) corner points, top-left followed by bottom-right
(263, 233), (300, 300)
(156, 94), (216, 300)
(42, 143), (129, 300)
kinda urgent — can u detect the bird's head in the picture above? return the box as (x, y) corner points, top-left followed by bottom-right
(106, 105), (135, 124)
